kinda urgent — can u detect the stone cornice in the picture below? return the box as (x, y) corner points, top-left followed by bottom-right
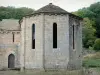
(0, 29), (21, 34)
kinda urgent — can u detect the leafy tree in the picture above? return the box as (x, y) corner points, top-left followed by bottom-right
(73, 2), (100, 48)
(73, 8), (96, 18)
(89, 2), (100, 37)
(89, 2), (100, 15)
(0, 6), (35, 20)
(93, 39), (100, 50)
(82, 18), (96, 48)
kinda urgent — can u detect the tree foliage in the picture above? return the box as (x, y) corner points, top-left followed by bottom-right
(0, 6), (35, 20)
(73, 2), (100, 49)
(93, 39), (100, 50)
(89, 2), (100, 38)
(73, 8), (96, 19)
(82, 18), (96, 48)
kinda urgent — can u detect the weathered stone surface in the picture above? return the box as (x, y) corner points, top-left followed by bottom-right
(0, 4), (82, 70)
(0, 19), (21, 70)
(20, 13), (82, 70)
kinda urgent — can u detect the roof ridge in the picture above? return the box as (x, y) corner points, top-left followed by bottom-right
(34, 3), (68, 14)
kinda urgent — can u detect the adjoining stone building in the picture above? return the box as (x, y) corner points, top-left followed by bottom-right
(0, 3), (82, 70)
(0, 19), (21, 69)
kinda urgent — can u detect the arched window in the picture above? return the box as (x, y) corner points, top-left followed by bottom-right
(53, 23), (57, 48)
(32, 24), (35, 49)
(12, 32), (14, 42)
(8, 54), (15, 68)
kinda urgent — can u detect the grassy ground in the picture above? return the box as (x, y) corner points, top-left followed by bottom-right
(83, 52), (100, 75)
(83, 52), (100, 68)
(0, 70), (84, 75)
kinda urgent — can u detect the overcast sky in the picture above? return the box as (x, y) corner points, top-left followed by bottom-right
(0, 0), (100, 12)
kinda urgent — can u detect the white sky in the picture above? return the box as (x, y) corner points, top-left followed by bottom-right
(0, 0), (100, 12)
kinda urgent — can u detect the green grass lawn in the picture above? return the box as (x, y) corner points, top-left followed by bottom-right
(0, 70), (83, 75)
(83, 52), (100, 68)
(83, 59), (100, 67)
(82, 52), (100, 75)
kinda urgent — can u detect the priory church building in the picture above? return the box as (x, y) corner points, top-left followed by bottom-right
(0, 3), (82, 70)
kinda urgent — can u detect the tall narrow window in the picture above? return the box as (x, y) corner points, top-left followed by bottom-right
(73, 25), (75, 49)
(32, 24), (35, 49)
(53, 23), (57, 48)
(12, 33), (14, 42)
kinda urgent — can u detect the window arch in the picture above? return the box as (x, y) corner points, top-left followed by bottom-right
(8, 54), (15, 68)
(53, 23), (57, 48)
(32, 24), (35, 49)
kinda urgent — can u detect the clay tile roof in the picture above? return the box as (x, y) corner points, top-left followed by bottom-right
(34, 3), (68, 14)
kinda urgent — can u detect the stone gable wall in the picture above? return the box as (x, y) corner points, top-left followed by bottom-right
(0, 31), (21, 70)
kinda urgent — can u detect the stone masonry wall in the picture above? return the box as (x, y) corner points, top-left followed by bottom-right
(68, 16), (82, 70)
(0, 31), (21, 70)
(20, 14), (82, 70)
(44, 14), (69, 69)
(20, 14), (44, 69)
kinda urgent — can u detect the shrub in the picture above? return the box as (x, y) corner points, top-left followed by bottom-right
(93, 38), (100, 51)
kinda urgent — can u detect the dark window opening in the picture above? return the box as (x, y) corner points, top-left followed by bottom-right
(8, 54), (15, 68)
(12, 33), (14, 42)
(32, 24), (35, 49)
(73, 25), (75, 49)
(53, 23), (57, 48)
